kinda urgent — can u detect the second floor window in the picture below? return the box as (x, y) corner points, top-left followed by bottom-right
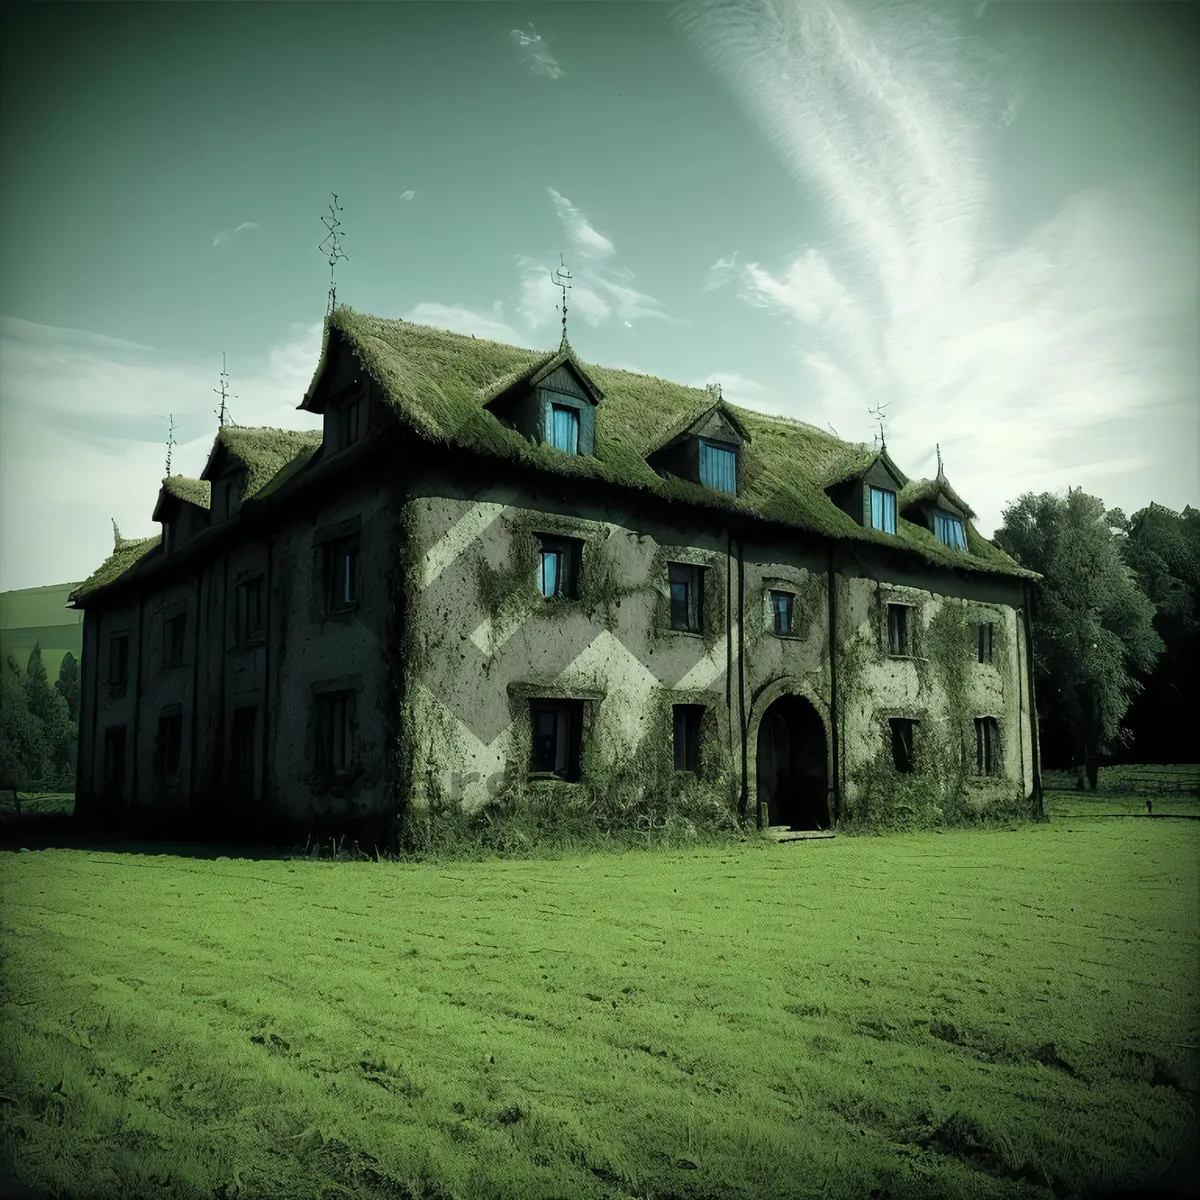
(870, 487), (896, 534)
(699, 439), (738, 496)
(236, 576), (265, 642)
(549, 404), (580, 454)
(770, 590), (794, 635)
(978, 622), (994, 663)
(108, 634), (129, 685)
(886, 604), (909, 656)
(934, 511), (967, 551)
(164, 615), (186, 667)
(537, 536), (580, 599)
(325, 536), (359, 613)
(336, 398), (362, 450)
(669, 563), (703, 632)
(316, 691), (352, 774)
(889, 718), (917, 774)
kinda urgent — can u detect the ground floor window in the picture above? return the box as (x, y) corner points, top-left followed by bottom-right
(103, 726), (126, 788)
(889, 717), (917, 773)
(154, 710), (183, 776)
(316, 691), (352, 774)
(975, 716), (1000, 776)
(529, 698), (583, 781)
(673, 704), (705, 775)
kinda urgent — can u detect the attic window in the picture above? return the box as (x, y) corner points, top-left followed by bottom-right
(933, 510), (967, 551)
(870, 487), (896, 534)
(549, 404), (579, 454)
(699, 439), (737, 496)
(336, 396), (362, 450)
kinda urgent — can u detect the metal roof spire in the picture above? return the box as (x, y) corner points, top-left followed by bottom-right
(213, 352), (238, 429)
(165, 414), (177, 477)
(550, 254), (573, 348)
(319, 192), (348, 318)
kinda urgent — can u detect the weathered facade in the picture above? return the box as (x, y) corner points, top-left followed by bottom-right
(70, 310), (1042, 845)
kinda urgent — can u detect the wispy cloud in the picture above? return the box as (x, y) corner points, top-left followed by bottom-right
(402, 302), (526, 345)
(515, 189), (670, 333)
(0, 316), (322, 590)
(673, 0), (1198, 531)
(400, 190), (415, 201)
(702, 254), (740, 293)
(211, 221), (262, 249)
(510, 23), (564, 80)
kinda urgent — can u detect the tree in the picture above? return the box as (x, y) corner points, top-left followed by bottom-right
(1116, 504), (1200, 763)
(994, 489), (1164, 788)
(19, 642), (74, 784)
(56, 651), (81, 724)
(1, 659), (49, 784)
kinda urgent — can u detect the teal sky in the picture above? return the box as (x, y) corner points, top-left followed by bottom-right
(1, 0), (1196, 590)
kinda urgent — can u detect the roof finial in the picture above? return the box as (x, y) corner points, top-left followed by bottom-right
(319, 191), (348, 318)
(213, 352), (238, 429)
(165, 413), (177, 477)
(705, 380), (723, 403)
(936, 442), (944, 479)
(868, 399), (889, 452)
(111, 518), (122, 550)
(550, 253), (573, 347)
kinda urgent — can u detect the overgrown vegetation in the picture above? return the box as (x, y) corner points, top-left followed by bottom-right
(2, 802), (1195, 1200)
(0, 643), (76, 789)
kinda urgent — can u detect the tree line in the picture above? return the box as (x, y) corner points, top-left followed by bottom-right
(0, 494), (1194, 795)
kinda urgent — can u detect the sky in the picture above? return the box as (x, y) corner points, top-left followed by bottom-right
(0, 0), (1196, 591)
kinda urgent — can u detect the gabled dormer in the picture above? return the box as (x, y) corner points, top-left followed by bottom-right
(647, 401), (750, 497)
(483, 340), (603, 457)
(152, 477), (212, 554)
(200, 435), (249, 524)
(825, 447), (908, 534)
(899, 475), (974, 552)
(299, 326), (371, 455)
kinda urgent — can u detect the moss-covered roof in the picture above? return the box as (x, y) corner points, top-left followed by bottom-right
(69, 535), (161, 604)
(161, 475), (211, 510)
(900, 476), (977, 521)
(204, 426), (323, 500)
(327, 308), (1031, 579)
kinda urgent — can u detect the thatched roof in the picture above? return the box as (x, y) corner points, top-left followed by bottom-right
(325, 308), (1031, 578)
(202, 426), (323, 500)
(161, 475), (211, 510)
(69, 535), (160, 604)
(900, 476), (977, 521)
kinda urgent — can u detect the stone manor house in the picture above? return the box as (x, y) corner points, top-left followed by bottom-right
(70, 309), (1044, 844)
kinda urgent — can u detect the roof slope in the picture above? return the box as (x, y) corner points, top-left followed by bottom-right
(70, 535), (161, 604)
(206, 426), (323, 499)
(161, 475), (211, 510)
(329, 308), (1031, 578)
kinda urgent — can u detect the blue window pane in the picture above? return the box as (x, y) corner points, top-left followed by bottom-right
(549, 404), (579, 454)
(870, 487), (896, 533)
(934, 512), (967, 550)
(699, 440), (737, 495)
(539, 550), (560, 597)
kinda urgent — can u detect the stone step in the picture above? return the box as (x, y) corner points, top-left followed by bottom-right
(764, 827), (835, 842)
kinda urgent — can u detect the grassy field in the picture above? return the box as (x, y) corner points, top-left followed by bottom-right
(1, 786), (1197, 1200)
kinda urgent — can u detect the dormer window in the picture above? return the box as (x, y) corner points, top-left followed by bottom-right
(335, 395), (362, 451)
(548, 403), (580, 455)
(162, 521), (174, 554)
(222, 478), (242, 521)
(870, 487), (896, 534)
(699, 439), (737, 495)
(933, 510), (967, 550)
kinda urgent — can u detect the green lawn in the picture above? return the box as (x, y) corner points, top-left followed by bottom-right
(1, 792), (1197, 1200)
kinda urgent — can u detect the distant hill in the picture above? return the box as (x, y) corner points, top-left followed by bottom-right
(0, 583), (84, 680)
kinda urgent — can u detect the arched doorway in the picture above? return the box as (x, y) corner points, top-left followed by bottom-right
(755, 694), (829, 830)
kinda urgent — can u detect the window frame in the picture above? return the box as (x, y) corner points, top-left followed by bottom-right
(154, 710), (183, 777)
(698, 438), (738, 496)
(325, 535), (360, 614)
(978, 622), (994, 664)
(536, 535), (581, 600)
(163, 614), (187, 667)
(886, 603), (910, 656)
(235, 575), (266, 643)
(975, 716), (1000, 777)
(672, 704), (705, 775)
(107, 634), (129, 685)
(548, 403), (580, 455)
(528, 698), (583, 782)
(769, 589), (795, 636)
(933, 510), (967, 551)
(869, 486), (897, 534)
(889, 718), (917, 774)
(668, 562), (704, 633)
(315, 690), (353, 776)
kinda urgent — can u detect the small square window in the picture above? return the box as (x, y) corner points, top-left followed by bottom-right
(315, 691), (352, 774)
(548, 403), (580, 455)
(933, 511), (967, 550)
(108, 635), (129, 685)
(536, 536), (581, 599)
(975, 717), (1000, 776)
(236, 576), (265, 642)
(669, 563), (703, 632)
(770, 591), (794, 636)
(529, 698), (582, 781)
(870, 487), (897, 534)
(978, 622), (993, 663)
(886, 604), (909, 656)
(103, 726), (126, 788)
(889, 718), (916, 774)
(325, 537), (359, 613)
(699, 439), (738, 496)
(673, 704), (704, 775)
(164, 615), (187, 667)
(154, 711), (183, 777)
